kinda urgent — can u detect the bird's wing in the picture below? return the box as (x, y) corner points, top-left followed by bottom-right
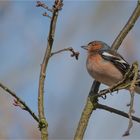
(100, 50), (130, 74)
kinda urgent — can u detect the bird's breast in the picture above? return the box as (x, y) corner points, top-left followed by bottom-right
(86, 54), (123, 86)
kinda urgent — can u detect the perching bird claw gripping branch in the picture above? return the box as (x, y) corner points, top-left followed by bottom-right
(97, 62), (139, 98)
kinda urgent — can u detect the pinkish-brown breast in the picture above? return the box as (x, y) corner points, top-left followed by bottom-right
(86, 54), (123, 86)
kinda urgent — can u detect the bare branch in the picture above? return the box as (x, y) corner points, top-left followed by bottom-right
(74, 81), (100, 140)
(0, 82), (39, 123)
(97, 104), (140, 123)
(111, 1), (140, 51)
(42, 12), (52, 19)
(53, 0), (63, 11)
(123, 62), (138, 136)
(37, 0), (63, 139)
(51, 47), (79, 60)
(36, 1), (53, 12)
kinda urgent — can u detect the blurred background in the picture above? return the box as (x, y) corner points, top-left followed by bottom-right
(0, 0), (140, 139)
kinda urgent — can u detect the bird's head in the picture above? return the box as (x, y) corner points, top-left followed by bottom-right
(81, 41), (110, 53)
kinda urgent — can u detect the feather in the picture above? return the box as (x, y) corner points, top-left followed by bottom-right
(100, 50), (130, 74)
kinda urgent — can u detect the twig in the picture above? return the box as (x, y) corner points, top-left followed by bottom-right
(51, 47), (79, 60)
(54, 0), (63, 11)
(37, 0), (63, 140)
(0, 82), (39, 123)
(36, 1), (53, 12)
(42, 12), (52, 19)
(123, 92), (134, 136)
(123, 62), (139, 136)
(97, 103), (140, 123)
(75, 1), (140, 139)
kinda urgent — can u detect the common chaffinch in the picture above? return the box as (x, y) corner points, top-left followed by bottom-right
(82, 40), (140, 94)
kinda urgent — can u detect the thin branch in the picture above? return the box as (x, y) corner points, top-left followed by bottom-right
(36, 1), (53, 12)
(111, 1), (140, 51)
(0, 82), (39, 123)
(123, 92), (134, 136)
(51, 47), (79, 60)
(97, 103), (140, 123)
(37, 0), (63, 140)
(75, 1), (140, 139)
(123, 62), (139, 136)
(42, 12), (52, 19)
(97, 79), (140, 99)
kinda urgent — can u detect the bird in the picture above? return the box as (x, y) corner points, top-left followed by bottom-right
(81, 40), (140, 94)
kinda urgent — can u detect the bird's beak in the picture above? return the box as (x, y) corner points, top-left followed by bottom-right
(81, 45), (88, 50)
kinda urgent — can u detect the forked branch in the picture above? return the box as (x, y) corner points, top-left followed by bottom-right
(37, 0), (63, 140)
